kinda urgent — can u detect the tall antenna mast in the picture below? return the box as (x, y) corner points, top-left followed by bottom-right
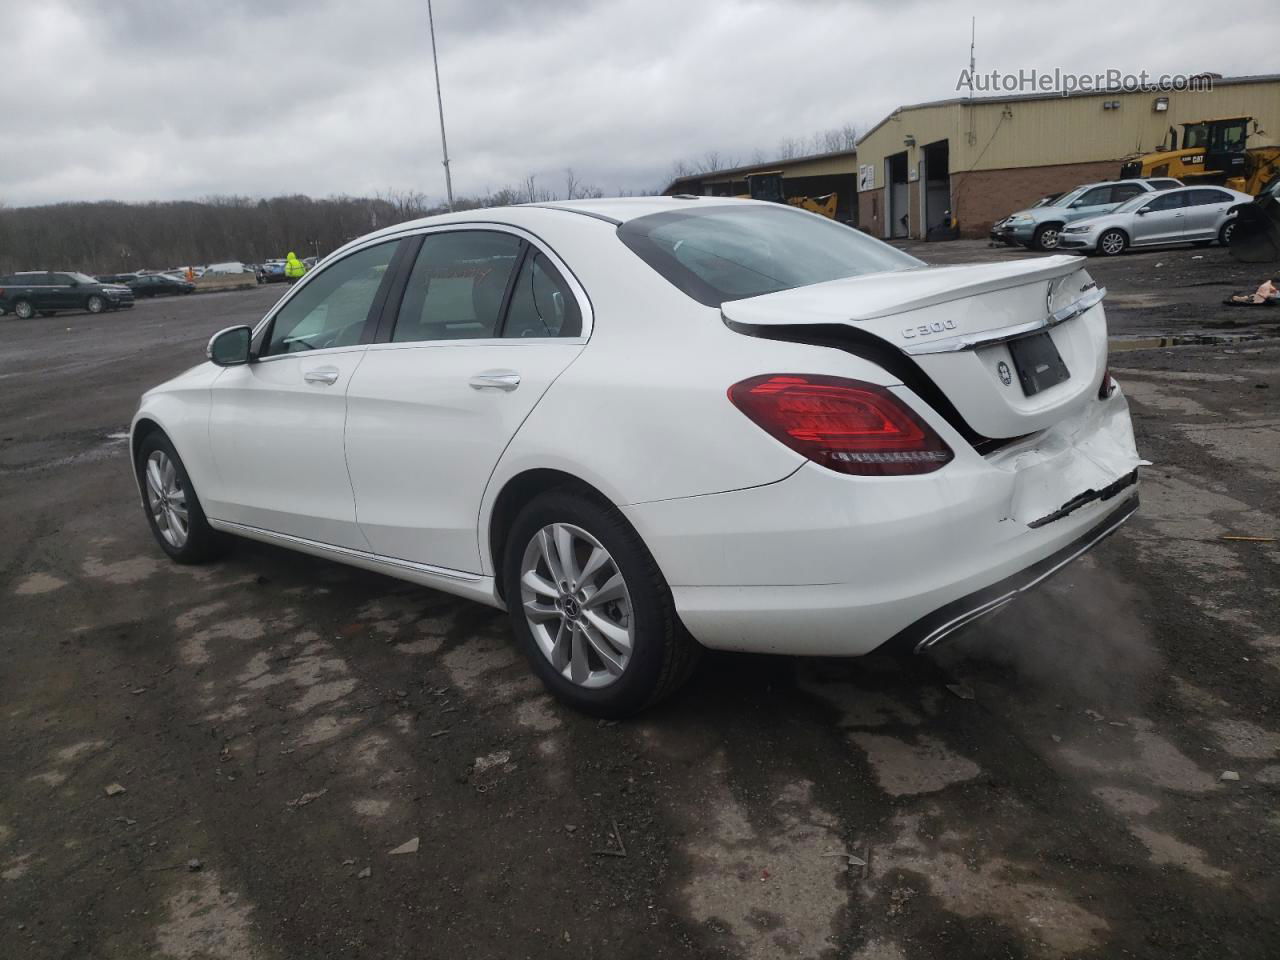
(966, 16), (977, 145)
(427, 0), (455, 211)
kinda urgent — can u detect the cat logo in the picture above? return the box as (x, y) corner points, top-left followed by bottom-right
(900, 318), (957, 340)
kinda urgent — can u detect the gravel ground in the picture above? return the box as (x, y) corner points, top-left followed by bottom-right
(2, 243), (1278, 960)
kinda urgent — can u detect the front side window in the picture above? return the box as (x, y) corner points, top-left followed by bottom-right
(263, 240), (398, 356)
(1183, 124), (1208, 150)
(391, 231), (521, 343)
(503, 252), (582, 338)
(617, 204), (922, 307)
(1142, 192), (1188, 213)
(1074, 187), (1112, 207)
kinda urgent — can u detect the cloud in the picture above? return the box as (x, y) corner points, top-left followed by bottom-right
(1, 0), (1275, 206)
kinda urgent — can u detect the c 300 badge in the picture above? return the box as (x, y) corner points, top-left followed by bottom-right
(997, 361), (1013, 386)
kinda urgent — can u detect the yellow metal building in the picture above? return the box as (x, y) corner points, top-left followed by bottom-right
(855, 73), (1280, 240)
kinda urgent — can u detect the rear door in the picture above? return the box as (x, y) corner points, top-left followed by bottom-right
(1130, 191), (1187, 245)
(205, 238), (405, 547)
(344, 227), (588, 573)
(1184, 188), (1236, 238)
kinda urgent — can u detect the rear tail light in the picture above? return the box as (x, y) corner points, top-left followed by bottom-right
(728, 374), (953, 476)
(1098, 363), (1116, 400)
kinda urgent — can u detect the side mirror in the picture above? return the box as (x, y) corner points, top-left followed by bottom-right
(69, 280), (80, 287)
(206, 325), (252, 366)
(1135, 208), (1148, 216)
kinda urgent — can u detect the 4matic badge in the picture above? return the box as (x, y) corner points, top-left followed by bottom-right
(900, 319), (957, 339)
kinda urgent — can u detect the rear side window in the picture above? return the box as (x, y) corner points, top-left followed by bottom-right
(1111, 184), (1145, 203)
(617, 204), (922, 307)
(503, 252), (581, 338)
(391, 231), (521, 343)
(1187, 188), (1233, 205)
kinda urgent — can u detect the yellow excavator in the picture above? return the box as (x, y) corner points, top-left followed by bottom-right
(737, 172), (838, 219)
(1119, 117), (1280, 195)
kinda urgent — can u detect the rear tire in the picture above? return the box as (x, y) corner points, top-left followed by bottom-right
(1097, 229), (1128, 257)
(502, 488), (699, 718)
(13, 299), (34, 320)
(86, 295), (105, 314)
(136, 431), (222, 564)
(1032, 223), (1062, 251)
(1219, 220), (1236, 246)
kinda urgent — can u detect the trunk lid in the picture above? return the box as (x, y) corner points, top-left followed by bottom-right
(721, 255), (1108, 439)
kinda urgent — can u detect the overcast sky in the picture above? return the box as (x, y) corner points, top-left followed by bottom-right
(1, 0), (1276, 208)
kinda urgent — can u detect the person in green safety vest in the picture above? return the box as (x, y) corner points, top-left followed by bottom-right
(284, 251), (306, 284)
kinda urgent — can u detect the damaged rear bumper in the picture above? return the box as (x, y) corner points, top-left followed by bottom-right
(881, 491), (1138, 656)
(625, 389), (1144, 658)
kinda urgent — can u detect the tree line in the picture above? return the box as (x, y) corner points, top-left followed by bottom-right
(0, 169), (623, 275)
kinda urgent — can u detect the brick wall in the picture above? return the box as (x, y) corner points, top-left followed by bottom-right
(950, 159), (1120, 238)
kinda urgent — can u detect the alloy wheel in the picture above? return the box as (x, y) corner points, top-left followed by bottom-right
(145, 449), (189, 548)
(1222, 221), (1235, 245)
(519, 522), (634, 689)
(1037, 228), (1060, 250)
(87, 296), (105, 314)
(14, 300), (33, 320)
(1100, 231), (1125, 255)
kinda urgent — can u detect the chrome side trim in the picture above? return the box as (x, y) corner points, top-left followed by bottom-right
(903, 285), (1106, 356)
(913, 493), (1136, 653)
(210, 519), (483, 583)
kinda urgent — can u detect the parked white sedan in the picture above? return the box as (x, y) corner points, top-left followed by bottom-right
(1057, 185), (1252, 256)
(131, 198), (1143, 716)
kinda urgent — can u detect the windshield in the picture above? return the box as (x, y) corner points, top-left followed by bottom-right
(616, 204), (923, 307)
(1182, 124), (1208, 149)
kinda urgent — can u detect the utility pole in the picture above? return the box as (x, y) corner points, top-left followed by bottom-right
(427, 0), (455, 211)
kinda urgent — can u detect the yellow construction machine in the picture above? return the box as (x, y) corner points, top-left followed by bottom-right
(1119, 117), (1280, 195)
(738, 172), (838, 219)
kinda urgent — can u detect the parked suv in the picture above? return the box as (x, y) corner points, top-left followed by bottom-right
(0, 271), (134, 319)
(994, 178), (1184, 251)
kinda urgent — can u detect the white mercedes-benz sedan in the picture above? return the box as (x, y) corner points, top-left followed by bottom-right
(131, 197), (1143, 716)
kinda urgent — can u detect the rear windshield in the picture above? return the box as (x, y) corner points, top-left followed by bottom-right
(616, 204), (922, 307)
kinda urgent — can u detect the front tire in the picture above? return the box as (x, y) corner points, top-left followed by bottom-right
(86, 295), (105, 314)
(136, 431), (222, 564)
(502, 489), (699, 718)
(1032, 224), (1062, 251)
(1098, 229), (1128, 257)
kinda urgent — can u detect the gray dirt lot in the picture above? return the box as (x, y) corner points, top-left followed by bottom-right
(2, 242), (1278, 960)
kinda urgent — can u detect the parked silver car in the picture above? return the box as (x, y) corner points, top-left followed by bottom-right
(993, 178), (1183, 251)
(1057, 185), (1253, 256)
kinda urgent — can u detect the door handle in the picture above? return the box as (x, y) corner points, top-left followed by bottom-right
(303, 366), (341, 385)
(469, 371), (521, 392)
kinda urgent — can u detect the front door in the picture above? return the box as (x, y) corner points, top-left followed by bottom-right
(1130, 191), (1187, 245)
(205, 238), (403, 548)
(50, 273), (83, 310)
(345, 229), (588, 573)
